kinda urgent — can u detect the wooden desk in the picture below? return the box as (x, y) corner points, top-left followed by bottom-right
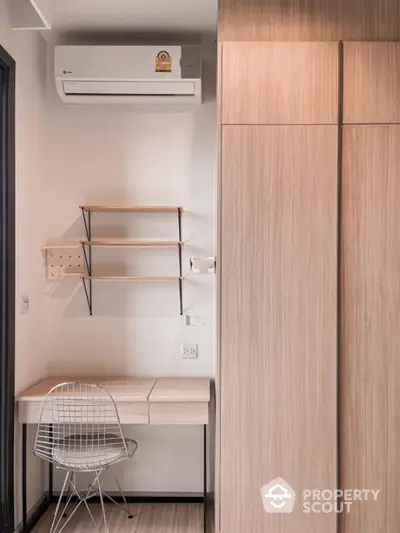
(16, 376), (211, 533)
(17, 376), (211, 425)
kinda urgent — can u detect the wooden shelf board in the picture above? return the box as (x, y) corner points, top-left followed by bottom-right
(82, 276), (184, 281)
(43, 243), (81, 250)
(80, 205), (183, 213)
(80, 240), (184, 247)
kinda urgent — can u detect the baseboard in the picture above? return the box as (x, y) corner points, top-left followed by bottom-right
(14, 494), (50, 533)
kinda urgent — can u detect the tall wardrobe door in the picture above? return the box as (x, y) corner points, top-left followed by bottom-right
(220, 125), (337, 533)
(341, 125), (400, 533)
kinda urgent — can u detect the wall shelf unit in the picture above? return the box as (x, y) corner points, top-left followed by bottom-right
(79, 205), (184, 316)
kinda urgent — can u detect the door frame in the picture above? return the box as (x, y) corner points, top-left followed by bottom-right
(0, 44), (15, 533)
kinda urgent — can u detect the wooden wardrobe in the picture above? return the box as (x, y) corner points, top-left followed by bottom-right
(217, 37), (400, 533)
(341, 42), (400, 533)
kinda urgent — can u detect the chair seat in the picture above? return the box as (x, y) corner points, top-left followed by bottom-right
(52, 434), (137, 471)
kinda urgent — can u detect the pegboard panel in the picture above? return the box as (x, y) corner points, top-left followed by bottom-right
(44, 245), (84, 280)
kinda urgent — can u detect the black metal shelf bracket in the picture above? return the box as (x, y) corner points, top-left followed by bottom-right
(82, 271), (92, 316)
(178, 208), (183, 315)
(81, 207), (92, 315)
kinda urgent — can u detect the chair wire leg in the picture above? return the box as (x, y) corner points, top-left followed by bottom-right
(111, 470), (128, 508)
(96, 470), (110, 533)
(62, 473), (72, 518)
(52, 485), (75, 533)
(55, 472), (99, 533)
(53, 473), (88, 533)
(69, 473), (98, 532)
(49, 471), (71, 533)
(104, 469), (134, 519)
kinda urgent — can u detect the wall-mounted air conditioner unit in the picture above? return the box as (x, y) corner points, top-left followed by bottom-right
(54, 45), (202, 105)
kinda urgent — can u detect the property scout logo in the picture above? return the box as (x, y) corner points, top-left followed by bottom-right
(155, 50), (172, 72)
(261, 478), (296, 513)
(261, 478), (380, 514)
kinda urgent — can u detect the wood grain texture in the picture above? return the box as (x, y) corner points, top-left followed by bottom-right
(149, 378), (211, 402)
(149, 402), (209, 425)
(42, 243), (80, 250)
(80, 206), (183, 213)
(33, 503), (207, 533)
(222, 42), (338, 125)
(343, 42), (400, 124)
(219, 0), (400, 41)
(341, 125), (400, 533)
(149, 378), (211, 424)
(220, 126), (337, 533)
(83, 276), (183, 281)
(18, 400), (149, 425)
(80, 240), (184, 247)
(17, 377), (211, 425)
(17, 377), (156, 424)
(17, 377), (156, 402)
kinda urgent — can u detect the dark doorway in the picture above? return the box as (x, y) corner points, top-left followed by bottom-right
(0, 44), (15, 533)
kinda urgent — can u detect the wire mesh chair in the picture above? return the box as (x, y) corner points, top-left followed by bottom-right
(34, 382), (138, 533)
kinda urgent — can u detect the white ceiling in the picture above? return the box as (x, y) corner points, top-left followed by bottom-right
(52, 0), (217, 35)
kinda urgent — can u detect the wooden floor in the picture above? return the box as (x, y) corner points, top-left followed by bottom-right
(33, 503), (211, 533)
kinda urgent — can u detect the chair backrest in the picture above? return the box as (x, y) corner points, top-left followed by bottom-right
(33, 382), (129, 470)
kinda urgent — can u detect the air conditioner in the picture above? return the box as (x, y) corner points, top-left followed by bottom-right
(54, 45), (202, 105)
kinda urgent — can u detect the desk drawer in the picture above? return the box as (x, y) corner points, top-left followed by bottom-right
(149, 402), (209, 424)
(117, 402), (149, 424)
(18, 401), (149, 424)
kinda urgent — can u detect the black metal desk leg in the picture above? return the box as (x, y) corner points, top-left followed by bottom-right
(49, 424), (53, 501)
(203, 425), (207, 533)
(49, 463), (53, 502)
(22, 423), (27, 533)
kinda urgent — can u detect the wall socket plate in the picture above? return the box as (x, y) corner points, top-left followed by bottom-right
(181, 343), (198, 359)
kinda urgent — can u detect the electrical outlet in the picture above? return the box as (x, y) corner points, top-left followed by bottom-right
(181, 343), (198, 359)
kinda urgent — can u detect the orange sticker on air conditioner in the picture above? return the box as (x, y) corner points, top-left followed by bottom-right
(155, 50), (172, 72)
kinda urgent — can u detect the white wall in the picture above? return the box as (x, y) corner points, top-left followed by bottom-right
(44, 40), (217, 493)
(0, 5), (216, 515)
(0, 0), (48, 525)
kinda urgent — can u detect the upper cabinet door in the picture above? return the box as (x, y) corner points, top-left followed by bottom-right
(219, 0), (400, 41)
(221, 42), (339, 125)
(344, 42), (400, 124)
